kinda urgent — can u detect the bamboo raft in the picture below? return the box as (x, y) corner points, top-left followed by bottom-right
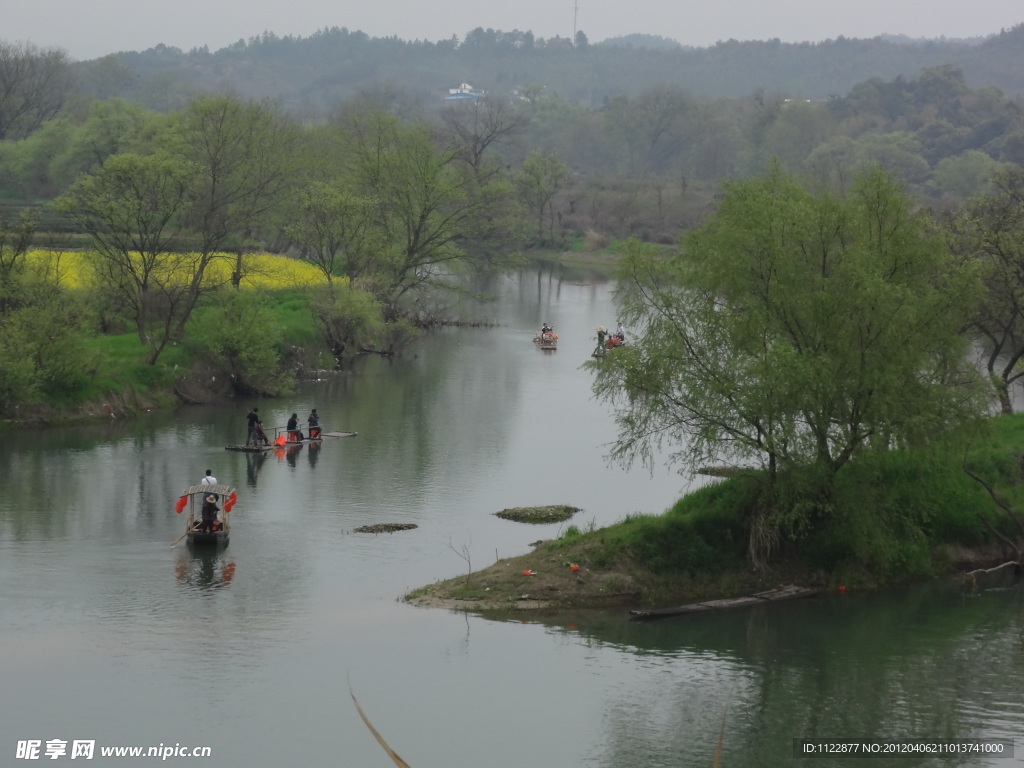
(225, 431), (358, 451)
(629, 584), (820, 621)
(532, 333), (558, 350)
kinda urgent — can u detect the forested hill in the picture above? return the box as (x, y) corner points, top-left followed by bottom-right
(79, 24), (1024, 116)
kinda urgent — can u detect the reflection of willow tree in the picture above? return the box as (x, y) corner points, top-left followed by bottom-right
(569, 586), (1021, 768)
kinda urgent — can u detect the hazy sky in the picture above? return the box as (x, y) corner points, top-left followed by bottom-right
(6, 0), (1023, 61)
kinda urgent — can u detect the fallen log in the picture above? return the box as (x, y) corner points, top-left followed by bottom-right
(630, 584), (820, 621)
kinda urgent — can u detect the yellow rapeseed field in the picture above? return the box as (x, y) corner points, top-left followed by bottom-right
(23, 250), (333, 291)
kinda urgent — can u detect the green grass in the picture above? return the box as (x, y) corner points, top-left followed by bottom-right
(54, 289), (321, 413)
(546, 415), (1024, 586)
(78, 333), (189, 400)
(494, 505), (580, 524)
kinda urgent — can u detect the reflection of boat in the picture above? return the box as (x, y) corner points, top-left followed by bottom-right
(532, 332), (558, 350)
(174, 550), (237, 589)
(173, 484), (237, 549)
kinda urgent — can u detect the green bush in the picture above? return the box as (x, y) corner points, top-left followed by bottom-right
(188, 288), (293, 396)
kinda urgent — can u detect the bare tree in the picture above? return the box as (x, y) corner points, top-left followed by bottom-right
(0, 41), (74, 140)
(439, 97), (529, 182)
(948, 167), (1024, 414)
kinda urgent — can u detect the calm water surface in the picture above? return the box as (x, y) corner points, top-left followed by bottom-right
(2, 268), (1022, 767)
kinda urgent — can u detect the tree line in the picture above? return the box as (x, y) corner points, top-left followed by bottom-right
(2, 35), (1024, 437)
(71, 24), (1024, 115)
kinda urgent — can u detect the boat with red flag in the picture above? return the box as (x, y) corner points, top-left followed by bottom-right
(171, 484), (237, 549)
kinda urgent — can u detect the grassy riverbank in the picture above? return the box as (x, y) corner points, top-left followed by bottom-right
(407, 415), (1024, 613)
(4, 248), (620, 428)
(2, 288), (327, 426)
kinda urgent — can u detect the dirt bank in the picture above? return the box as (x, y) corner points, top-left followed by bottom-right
(404, 537), (826, 613)
(404, 539), (1012, 614)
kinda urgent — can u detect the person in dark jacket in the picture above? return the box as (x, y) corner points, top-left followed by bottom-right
(286, 413), (304, 441)
(201, 495), (221, 532)
(246, 407), (260, 446)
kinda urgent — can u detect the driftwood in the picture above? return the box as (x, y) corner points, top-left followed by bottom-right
(960, 560), (1021, 595)
(629, 584), (819, 621)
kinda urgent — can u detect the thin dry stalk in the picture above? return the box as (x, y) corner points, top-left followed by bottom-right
(349, 687), (412, 768)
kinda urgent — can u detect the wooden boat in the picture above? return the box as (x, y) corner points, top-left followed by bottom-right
(532, 331), (558, 350)
(173, 483), (237, 549)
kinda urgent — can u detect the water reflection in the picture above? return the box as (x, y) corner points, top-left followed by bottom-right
(306, 441), (321, 470)
(174, 549), (237, 591)
(4, 269), (1021, 768)
(244, 450), (268, 488)
(525, 582), (1024, 768)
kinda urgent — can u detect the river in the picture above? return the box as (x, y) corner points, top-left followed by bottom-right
(2, 266), (1022, 767)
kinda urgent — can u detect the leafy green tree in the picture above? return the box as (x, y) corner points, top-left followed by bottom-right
(947, 166), (1024, 414)
(760, 100), (836, 173)
(285, 181), (375, 284)
(189, 288), (293, 396)
(929, 150), (1004, 202)
(309, 283), (389, 360)
(53, 152), (197, 364)
(48, 99), (161, 191)
(0, 262), (94, 412)
(0, 118), (73, 198)
(169, 95), (300, 297)
(515, 150), (570, 243)
(854, 132), (930, 185)
(589, 165), (985, 489)
(345, 110), (481, 318)
(0, 209), (39, 309)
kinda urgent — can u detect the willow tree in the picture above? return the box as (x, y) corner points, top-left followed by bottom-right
(589, 165), (985, 488)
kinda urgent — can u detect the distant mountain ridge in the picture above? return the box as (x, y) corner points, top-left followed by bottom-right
(76, 23), (1024, 116)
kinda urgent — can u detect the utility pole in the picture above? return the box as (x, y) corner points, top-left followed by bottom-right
(573, 0), (579, 43)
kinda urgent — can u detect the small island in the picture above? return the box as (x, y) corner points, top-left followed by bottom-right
(409, 426), (1024, 614)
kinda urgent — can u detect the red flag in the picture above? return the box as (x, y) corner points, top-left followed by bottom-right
(175, 496), (187, 514)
